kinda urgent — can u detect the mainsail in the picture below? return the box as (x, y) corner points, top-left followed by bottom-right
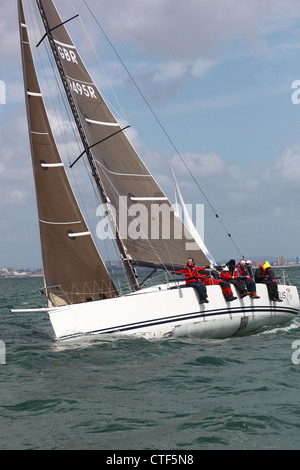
(34, 0), (210, 278)
(19, 0), (117, 306)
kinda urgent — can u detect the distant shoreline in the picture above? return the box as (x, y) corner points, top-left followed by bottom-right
(272, 265), (300, 269)
(1, 264), (299, 280)
(0, 274), (43, 279)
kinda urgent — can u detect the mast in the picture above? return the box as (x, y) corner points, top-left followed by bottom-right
(35, 0), (139, 291)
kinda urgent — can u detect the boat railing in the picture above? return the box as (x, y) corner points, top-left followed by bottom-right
(277, 269), (291, 286)
(36, 268), (296, 306)
(164, 268), (294, 290)
(39, 280), (123, 306)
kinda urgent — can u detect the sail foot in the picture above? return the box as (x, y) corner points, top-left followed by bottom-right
(45, 279), (118, 307)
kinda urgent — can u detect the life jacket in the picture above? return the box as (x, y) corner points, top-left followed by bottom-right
(221, 268), (238, 280)
(259, 264), (266, 275)
(257, 263), (276, 282)
(236, 264), (250, 278)
(177, 265), (206, 286)
(236, 264), (244, 276)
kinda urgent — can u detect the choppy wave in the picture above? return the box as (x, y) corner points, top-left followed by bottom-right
(1, 271), (300, 449)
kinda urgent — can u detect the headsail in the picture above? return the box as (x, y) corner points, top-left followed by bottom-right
(172, 168), (216, 266)
(18, 0), (117, 306)
(35, 0), (210, 275)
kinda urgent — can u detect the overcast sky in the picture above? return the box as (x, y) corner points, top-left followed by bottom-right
(1, 0), (300, 268)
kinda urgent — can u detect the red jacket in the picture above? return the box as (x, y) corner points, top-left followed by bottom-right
(221, 269), (238, 280)
(176, 265), (207, 286)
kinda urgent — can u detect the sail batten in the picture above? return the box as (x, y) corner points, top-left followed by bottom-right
(67, 76), (94, 85)
(54, 39), (76, 49)
(18, 0), (117, 306)
(27, 91), (42, 97)
(39, 219), (82, 225)
(85, 118), (119, 127)
(40, 162), (64, 168)
(68, 231), (91, 238)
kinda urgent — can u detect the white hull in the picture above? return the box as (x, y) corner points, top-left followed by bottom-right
(22, 282), (298, 340)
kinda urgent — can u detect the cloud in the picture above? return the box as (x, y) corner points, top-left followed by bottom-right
(171, 151), (225, 180)
(3, 189), (25, 206)
(128, 57), (218, 102)
(0, 1), (21, 63)
(90, 0), (300, 59)
(92, 0), (249, 58)
(275, 144), (300, 181)
(2, 0), (300, 265)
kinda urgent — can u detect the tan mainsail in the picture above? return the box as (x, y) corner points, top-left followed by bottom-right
(19, 0), (117, 305)
(35, 0), (210, 271)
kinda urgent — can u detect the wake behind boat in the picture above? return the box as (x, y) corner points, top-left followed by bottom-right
(12, 0), (299, 340)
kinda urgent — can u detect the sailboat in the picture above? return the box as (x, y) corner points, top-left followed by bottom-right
(12, 0), (299, 340)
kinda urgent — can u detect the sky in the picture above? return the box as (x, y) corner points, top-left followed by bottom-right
(1, 0), (300, 268)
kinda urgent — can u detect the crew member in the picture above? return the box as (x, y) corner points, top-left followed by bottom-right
(221, 259), (250, 298)
(176, 258), (208, 303)
(177, 258), (237, 302)
(236, 259), (260, 299)
(255, 261), (282, 302)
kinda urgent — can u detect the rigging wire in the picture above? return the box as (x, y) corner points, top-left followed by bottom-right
(82, 0), (245, 260)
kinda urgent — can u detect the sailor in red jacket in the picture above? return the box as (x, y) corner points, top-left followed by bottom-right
(176, 258), (209, 303)
(221, 259), (250, 298)
(176, 258), (237, 302)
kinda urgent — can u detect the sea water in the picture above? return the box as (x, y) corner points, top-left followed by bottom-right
(1, 269), (300, 450)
